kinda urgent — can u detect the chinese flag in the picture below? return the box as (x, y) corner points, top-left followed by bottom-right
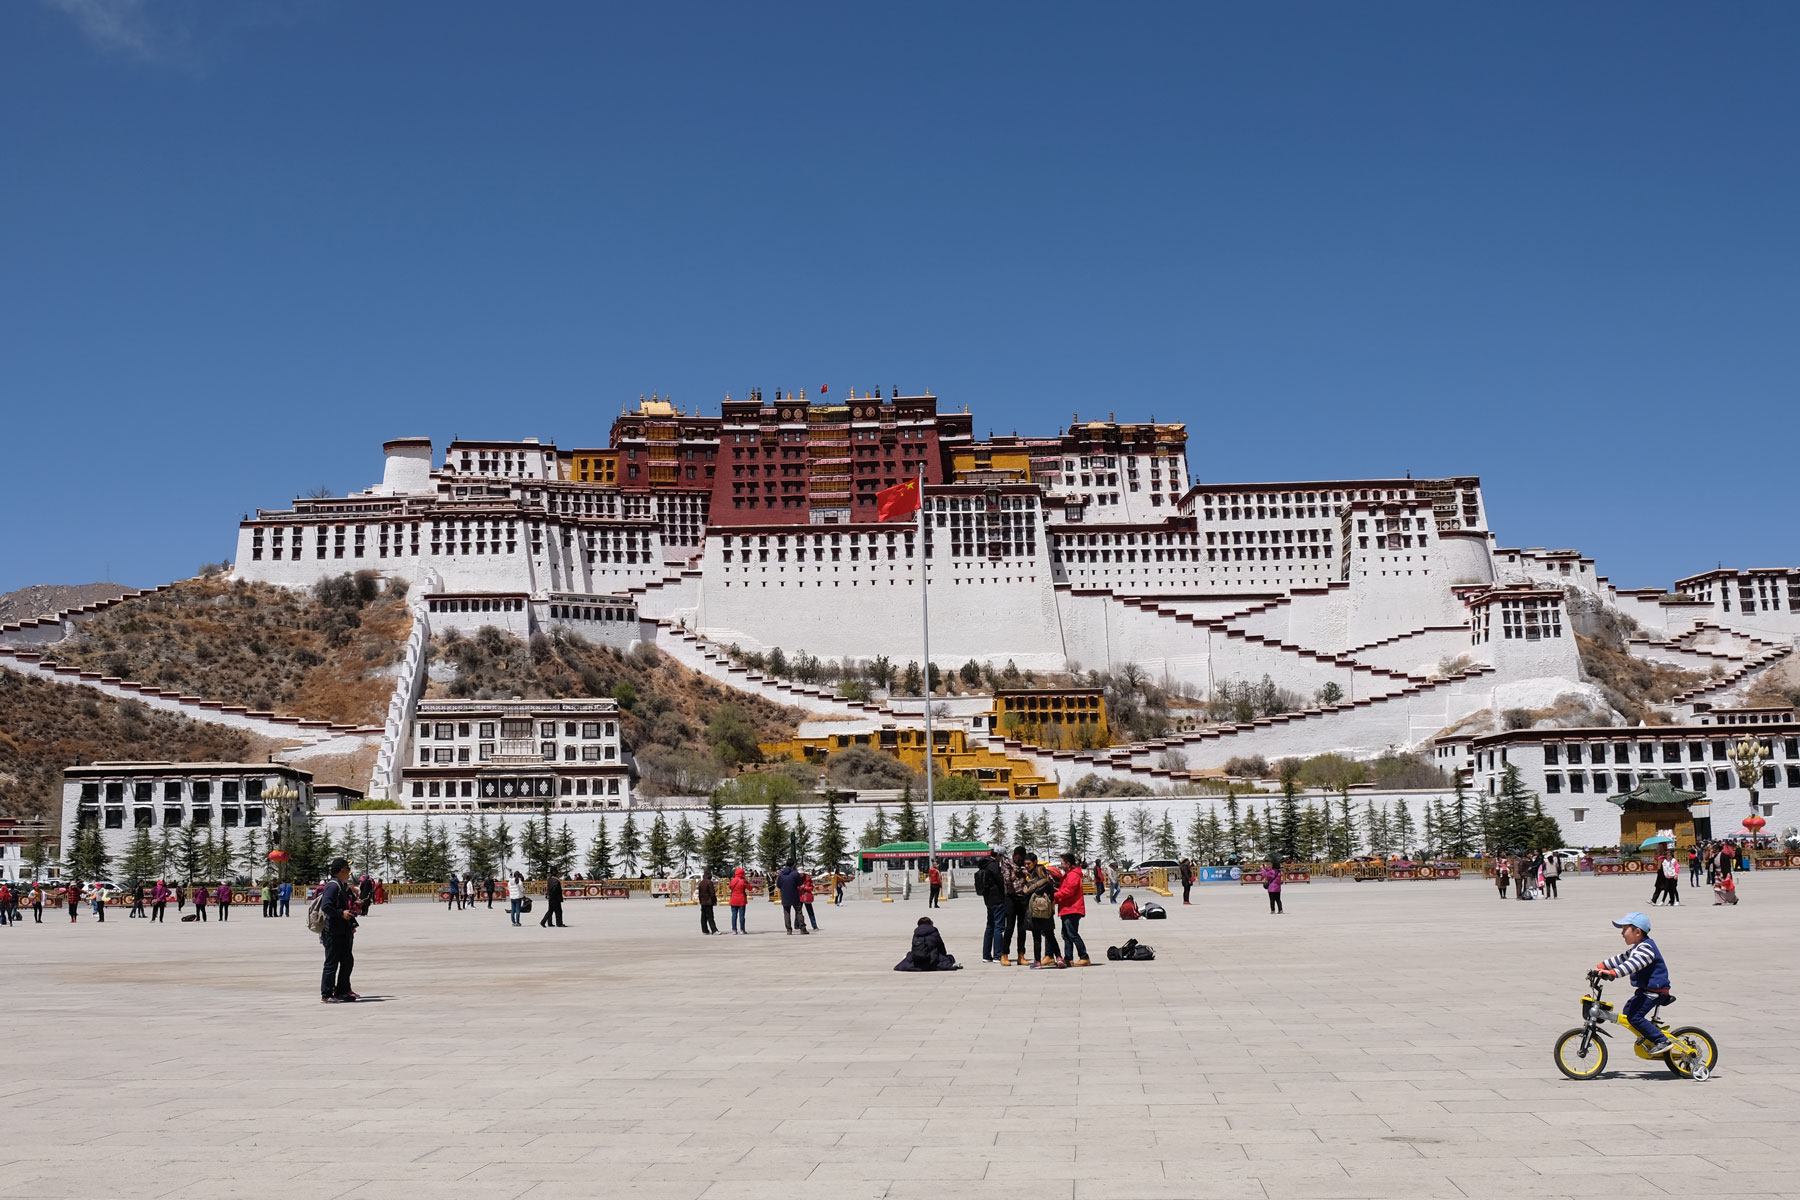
(875, 478), (921, 522)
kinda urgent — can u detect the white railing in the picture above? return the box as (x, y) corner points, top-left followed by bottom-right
(368, 569), (441, 799)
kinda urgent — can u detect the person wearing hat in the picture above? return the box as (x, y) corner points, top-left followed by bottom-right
(318, 857), (360, 1003)
(1595, 911), (1673, 1054)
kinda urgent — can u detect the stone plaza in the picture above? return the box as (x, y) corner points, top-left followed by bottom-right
(7, 872), (1799, 1199)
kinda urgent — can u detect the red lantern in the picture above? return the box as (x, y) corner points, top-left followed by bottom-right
(1742, 814), (1766, 835)
(268, 849), (290, 864)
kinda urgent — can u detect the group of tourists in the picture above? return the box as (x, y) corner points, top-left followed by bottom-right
(1493, 851), (1563, 900)
(692, 864), (822, 935)
(970, 846), (1093, 968)
(1671, 842), (1743, 907)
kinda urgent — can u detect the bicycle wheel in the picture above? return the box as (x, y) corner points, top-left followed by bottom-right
(1664, 1027), (1719, 1078)
(1554, 1028), (1608, 1080)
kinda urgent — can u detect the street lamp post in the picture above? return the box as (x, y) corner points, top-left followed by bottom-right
(1728, 736), (1769, 848)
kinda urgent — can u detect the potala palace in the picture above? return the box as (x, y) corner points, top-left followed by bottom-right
(205, 390), (1798, 840)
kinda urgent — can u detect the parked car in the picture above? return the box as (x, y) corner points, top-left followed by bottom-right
(1133, 858), (1182, 872)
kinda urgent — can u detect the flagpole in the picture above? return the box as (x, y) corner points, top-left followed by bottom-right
(918, 466), (936, 875)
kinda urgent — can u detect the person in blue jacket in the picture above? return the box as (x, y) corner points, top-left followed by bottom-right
(1596, 911), (1673, 1054)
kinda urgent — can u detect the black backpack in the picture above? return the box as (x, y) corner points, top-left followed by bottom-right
(1142, 902), (1166, 920)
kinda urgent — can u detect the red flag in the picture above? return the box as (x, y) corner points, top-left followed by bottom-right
(875, 478), (921, 522)
(819, 384), (828, 394)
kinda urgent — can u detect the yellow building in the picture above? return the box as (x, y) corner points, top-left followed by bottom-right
(564, 449), (618, 485)
(990, 687), (1109, 749)
(760, 725), (1059, 799)
(948, 443), (1034, 482)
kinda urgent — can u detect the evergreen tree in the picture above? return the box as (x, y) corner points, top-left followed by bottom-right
(1298, 802), (1327, 863)
(1154, 811), (1179, 859)
(121, 827), (159, 888)
(457, 816), (482, 877)
(1392, 800), (1415, 855)
(1012, 809), (1033, 850)
(1241, 807), (1265, 860)
(338, 822), (360, 874)
(491, 818), (512, 875)
(1223, 795), (1242, 857)
(201, 827), (220, 881)
(1475, 792), (1496, 855)
(674, 813), (700, 874)
(380, 824), (398, 877)
(394, 828), (414, 879)
(1528, 797), (1565, 853)
(987, 803), (1009, 848)
(1363, 800), (1383, 857)
(1099, 807), (1125, 864)
(791, 811), (813, 866)
(68, 825), (111, 880)
(518, 811), (544, 880)
(466, 816), (496, 881)
(1277, 764), (1302, 862)
(237, 827), (263, 879)
(1202, 809), (1224, 863)
(586, 816), (614, 879)
(863, 804), (891, 849)
(817, 795), (848, 872)
(1327, 795), (1353, 861)
(1077, 807), (1095, 858)
(647, 812), (674, 876)
(154, 826), (175, 880)
(176, 822), (203, 882)
(553, 821), (578, 876)
(1423, 800), (1441, 857)
(894, 782), (922, 843)
(731, 818), (753, 869)
(757, 799), (791, 876)
(1447, 780), (1471, 858)
(618, 813), (643, 875)
(1493, 765), (1535, 853)
(702, 795), (732, 873)
(1034, 806), (1054, 847)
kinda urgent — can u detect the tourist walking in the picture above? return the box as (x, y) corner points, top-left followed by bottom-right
(1687, 846), (1703, 887)
(31, 883), (45, 923)
(540, 873), (566, 928)
(927, 862), (941, 909)
(485, 876), (496, 909)
(697, 869), (719, 934)
(1659, 852), (1682, 906)
(833, 873), (846, 904)
(1108, 861), (1121, 903)
(1494, 859), (1509, 899)
(130, 882), (145, 918)
(217, 882), (232, 921)
(1055, 853), (1091, 966)
(1262, 860), (1284, 914)
(777, 862), (808, 935)
(800, 872), (819, 930)
(1514, 854), (1532, 901)
(279, 880), (292, 916)
(66, 880), (80, 923)
(1543, 852), (1560, 899)
(728, 866), (750, 933)
(1091, 858), (1106, 904)
(151, 880), (168, 922)
(446, 874), (460, 911)
(507, 870), (525, 926)
(92, 883), (105, 921)
(0, 884), (11, 927)
(261, 879), (276, 917)
(977, 848), (1007, 963)
(194, 883), (209, 922)
(1002, 846), (1031, 965)
(1179, 858), (1194, 905)
(318, 857), (360, 1003)
(1021, 854), (1065, 968)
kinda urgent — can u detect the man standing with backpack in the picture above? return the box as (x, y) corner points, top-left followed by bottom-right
(315, 858), (360, 1003)
(976, 848), (1007, 963)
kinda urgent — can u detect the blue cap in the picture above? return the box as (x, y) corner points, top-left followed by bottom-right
(1612, 911), (1652, 933)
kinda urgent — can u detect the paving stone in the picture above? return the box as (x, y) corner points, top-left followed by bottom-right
(8, 874), (1796, 1197)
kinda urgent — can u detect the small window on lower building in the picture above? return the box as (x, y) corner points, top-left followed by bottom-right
(1571, 808), (1585, 822)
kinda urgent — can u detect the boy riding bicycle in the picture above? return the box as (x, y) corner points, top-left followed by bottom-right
(1595, 911), (1673, 1054)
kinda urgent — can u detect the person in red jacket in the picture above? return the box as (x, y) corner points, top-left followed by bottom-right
(799, 873), (819, 931)
(728, 867), (750, 935)
(1118, 894), (1140, 920)
(1055, 852), (1092, 965)
(927, 863), (942, 909)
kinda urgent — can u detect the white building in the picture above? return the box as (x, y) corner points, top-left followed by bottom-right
(1468, 721), (1796, 844)
(401, 698), (631, 812)
(60, 762), (326, 871)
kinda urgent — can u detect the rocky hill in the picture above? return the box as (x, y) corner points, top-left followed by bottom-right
(0, 670), (265, 822)
(0, 583), (131, 625)
(51, 573), (410, 727)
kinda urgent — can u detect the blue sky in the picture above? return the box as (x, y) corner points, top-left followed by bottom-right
(4, 3), (1795, 593)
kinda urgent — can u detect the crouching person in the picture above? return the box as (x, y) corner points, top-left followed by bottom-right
(894, 917), (961, 972)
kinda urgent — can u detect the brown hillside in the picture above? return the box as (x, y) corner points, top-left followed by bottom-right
(425, 627), (807, 794)
(53, 574), (409, 727)
(0, 582), (132, 624)
(1575, 632), (1705, 725)
(0, 671), (260, 822)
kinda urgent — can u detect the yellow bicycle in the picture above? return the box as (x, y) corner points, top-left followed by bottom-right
(1554, 970), (1718, 1081)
